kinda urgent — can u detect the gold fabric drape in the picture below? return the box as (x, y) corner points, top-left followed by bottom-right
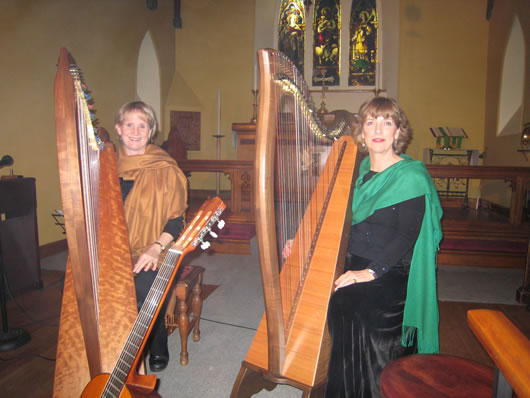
(118, 144), (188, 258)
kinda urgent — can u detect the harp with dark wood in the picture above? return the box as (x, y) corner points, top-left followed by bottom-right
(53, 48), (143, 397)
(231, 49), (358, 397)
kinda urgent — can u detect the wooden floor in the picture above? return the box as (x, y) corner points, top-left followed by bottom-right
(0, 270), (529, 398)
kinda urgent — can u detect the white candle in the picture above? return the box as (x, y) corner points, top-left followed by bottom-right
(217, 88), (221, 135)
(375, 62), (379, 91)
(216, 88), (221, 195)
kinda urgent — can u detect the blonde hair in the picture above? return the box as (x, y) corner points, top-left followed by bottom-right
(353, 97), (412, 154)
(114, 101), (158, 139)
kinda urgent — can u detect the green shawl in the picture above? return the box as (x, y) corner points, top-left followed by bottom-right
(352, 155), (443, 353)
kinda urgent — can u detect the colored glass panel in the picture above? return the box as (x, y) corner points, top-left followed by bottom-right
(278, 0), (306, 73)
(349, 0), (378, 86)
(312, 0), (340, 86)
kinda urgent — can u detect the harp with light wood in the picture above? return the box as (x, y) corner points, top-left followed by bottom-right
(231, 49), (358, 397)
(53, 48), (145, 397)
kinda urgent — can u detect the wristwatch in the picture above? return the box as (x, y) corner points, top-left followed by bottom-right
(367, 269), (376, 277)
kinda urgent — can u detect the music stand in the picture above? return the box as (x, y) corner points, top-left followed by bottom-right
(0, 243), (30, 351)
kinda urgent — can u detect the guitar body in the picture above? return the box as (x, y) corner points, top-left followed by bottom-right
(81, 374), (160, 398)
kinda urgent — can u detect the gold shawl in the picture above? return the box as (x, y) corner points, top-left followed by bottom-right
(118, 144), (188, 258)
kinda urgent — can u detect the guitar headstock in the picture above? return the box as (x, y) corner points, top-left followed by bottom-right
(172, 197), (226, 254)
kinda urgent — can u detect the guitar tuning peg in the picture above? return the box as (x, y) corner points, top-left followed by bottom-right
(200, 240), (211, 250)
(217, 220), (226, 229)
(209, 231), (218, 239)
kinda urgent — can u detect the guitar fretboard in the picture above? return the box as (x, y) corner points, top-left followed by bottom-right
(102, 249), (182, 397)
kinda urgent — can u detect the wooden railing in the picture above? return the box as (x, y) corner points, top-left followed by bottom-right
(178, 160), (254, 224)
(426, 165), (530, 225)
(177, 161), (530, 227)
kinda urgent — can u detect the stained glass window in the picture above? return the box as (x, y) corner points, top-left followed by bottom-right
(349, 0), (378, 86)
(278, 0), (306, 73)
(312, 0), (340, 87)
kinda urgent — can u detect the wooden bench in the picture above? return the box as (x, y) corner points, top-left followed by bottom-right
(164, 265), (205, 366)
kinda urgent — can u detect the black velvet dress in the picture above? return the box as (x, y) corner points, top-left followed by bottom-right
(325, 172), (425, 398)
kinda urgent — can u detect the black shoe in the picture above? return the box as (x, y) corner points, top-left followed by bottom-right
(149, 354), (169, 372)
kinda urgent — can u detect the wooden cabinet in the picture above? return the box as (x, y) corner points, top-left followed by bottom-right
(0, 177), (42, 294)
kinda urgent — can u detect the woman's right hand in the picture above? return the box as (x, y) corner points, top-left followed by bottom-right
(133, 243), (162, 274)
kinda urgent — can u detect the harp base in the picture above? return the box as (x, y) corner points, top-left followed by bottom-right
(230, 361), (327, 398)
(0, 327), (30, 352)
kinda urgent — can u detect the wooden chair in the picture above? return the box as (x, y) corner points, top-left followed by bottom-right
(380, 309), (530, 398)
(467, 309), (530, 398)
(164, 265), (205, 366)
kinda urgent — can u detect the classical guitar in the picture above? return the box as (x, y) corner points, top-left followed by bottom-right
(81, 197), (226, 398)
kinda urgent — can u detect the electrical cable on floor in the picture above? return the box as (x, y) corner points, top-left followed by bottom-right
(1, 266), (62, 328)
(200, 316), (257, 331)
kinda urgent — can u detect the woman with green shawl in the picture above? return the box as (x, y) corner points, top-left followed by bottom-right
(325, 97), (443, 398)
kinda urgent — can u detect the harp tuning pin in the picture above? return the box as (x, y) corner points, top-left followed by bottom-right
(200, 240), (211, 250)
(217, 220), (226, 229)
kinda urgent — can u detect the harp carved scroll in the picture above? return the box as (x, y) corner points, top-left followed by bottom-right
(231, 49), (358, 397)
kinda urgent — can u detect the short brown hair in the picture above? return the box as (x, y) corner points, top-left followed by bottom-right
(353, 97), (412, 154)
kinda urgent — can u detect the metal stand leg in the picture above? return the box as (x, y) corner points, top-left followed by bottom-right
(0, 245), (30, 352)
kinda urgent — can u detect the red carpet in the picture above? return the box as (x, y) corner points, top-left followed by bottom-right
(200, 284), (218, 301)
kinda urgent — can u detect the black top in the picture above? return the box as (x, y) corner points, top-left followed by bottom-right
(346, 171), (425, 278)
(120, 178), (183, 239)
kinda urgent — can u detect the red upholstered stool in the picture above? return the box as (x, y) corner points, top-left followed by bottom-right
(380, 354), (494, 398)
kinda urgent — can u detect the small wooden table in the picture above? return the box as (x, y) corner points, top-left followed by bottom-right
(165, 265), (205, 366)
(380, 354), (494, 398)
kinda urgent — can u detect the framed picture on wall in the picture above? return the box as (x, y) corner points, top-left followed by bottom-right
(170, 111), (201, 151)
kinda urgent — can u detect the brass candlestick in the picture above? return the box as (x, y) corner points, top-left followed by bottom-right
(250, 89), (258, 124)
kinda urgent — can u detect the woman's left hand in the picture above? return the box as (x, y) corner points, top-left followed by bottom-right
(334, 269), (375, 291)
(133, 244), (162, 273)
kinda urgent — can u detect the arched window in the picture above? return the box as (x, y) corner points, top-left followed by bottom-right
(278, 0), (306, 73)
(277, 1), (379, 90)
(312, 0), (341, 87)
(349, 0), (378, 86)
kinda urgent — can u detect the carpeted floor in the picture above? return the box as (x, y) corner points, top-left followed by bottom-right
(39, 237), (527, 397)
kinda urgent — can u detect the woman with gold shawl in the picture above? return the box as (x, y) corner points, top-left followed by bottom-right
(325, 97), (443, 398)
(115, 101), (188, 372)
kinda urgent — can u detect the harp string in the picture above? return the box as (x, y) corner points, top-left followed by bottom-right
(71, 64), (101, 322)
(272, 52), (334, 331)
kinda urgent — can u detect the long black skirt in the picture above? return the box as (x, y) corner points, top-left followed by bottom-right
(325, 260), (416, 398)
